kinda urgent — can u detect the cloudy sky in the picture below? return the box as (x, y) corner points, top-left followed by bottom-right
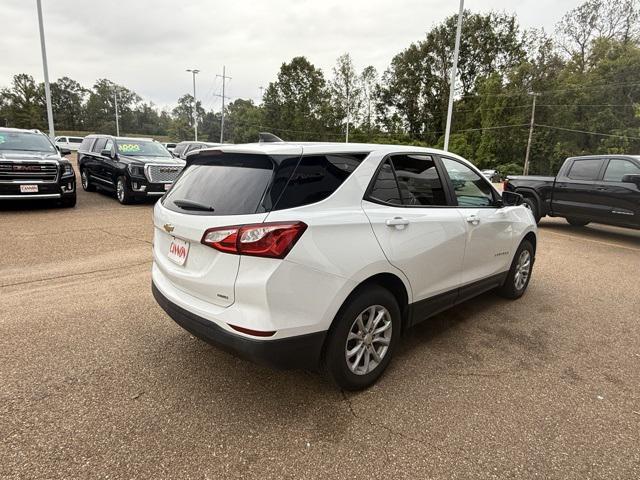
(3, 0), (583, 111)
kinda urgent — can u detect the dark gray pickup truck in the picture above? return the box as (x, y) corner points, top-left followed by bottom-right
(504, 155), (640, 229)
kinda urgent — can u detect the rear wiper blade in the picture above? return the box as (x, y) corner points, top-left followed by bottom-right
(172, 199), (215, 211)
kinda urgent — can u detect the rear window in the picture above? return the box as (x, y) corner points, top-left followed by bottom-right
(79, 137), (94, 151)
(69, 137), (83, 143)
(173, 143), (189, 156)
(164, 152), (368, 215)
(164, 154), (276, 215)
(567, 159), (603, 180)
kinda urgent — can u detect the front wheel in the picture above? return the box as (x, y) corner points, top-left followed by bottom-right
(497, 240), (534, 300)
(324, 286), (401, 390)
(116, 176), (135, 205)
(566, 217), (590, 227)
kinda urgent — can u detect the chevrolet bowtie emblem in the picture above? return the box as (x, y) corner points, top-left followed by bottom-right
(164, 224), (175, 233)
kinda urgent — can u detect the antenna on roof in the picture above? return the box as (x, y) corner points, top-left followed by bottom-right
(258, 132), (283, 143)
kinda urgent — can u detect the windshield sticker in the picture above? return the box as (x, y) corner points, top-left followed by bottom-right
(118, 143), (141, 153)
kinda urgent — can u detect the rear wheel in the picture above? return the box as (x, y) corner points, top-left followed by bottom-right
(566, 217), (590, 227)
(497, 240), (534, 300)
(522, 196), (540, 224)
(80, 169), (95, 192)
(116, 176), (135, 205)
(324, 286), (401, 390)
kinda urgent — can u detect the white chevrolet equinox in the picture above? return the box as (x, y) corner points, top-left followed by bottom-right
(152, 142), (537, 390)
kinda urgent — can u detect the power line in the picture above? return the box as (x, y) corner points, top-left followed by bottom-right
(457, 81), (640, 100)
(535, 124), (640, 140)
(454, 103), (637, 114)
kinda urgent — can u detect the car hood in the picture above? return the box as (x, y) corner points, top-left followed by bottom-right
(0, 150), (62, 162)
(121, 155), (185, 165)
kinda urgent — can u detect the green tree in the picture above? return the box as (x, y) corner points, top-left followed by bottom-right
(0, 74), (45, 129)
(50, 76), (87, 130)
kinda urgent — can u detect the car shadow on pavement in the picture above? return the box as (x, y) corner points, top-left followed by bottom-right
(538, 220), (640, 248)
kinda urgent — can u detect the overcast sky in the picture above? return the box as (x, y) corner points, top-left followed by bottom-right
(3, 0), (583, 111)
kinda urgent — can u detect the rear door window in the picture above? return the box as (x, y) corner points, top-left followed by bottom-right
(567, 159), (604, 180)
(391, 154), (447, 206)
(368, 160), (402, 205)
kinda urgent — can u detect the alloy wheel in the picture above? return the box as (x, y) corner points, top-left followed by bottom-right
(81, 171), (88, 189)
(116, 179), (125, 202)
(514, 250), (531, 290)
(345, 305), (392, 375)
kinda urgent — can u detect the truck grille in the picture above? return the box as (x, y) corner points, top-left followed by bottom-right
(0, 161), (58, 183)
(145, 164), (183, 183)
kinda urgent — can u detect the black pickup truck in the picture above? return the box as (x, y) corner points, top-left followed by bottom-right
(504, 155), (640, 229)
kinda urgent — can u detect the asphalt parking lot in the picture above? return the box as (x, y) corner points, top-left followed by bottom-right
(2, 163), (639, 479)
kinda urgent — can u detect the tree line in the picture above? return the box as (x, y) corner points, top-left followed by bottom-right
(1, 0), (639, 175)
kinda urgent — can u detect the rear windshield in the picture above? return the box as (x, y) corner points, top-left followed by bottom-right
(163, 152), (368, 215)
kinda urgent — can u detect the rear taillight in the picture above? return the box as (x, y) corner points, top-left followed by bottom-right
(201, 222), (307, 259)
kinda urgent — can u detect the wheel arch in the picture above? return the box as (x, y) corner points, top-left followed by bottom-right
(515, 187), (545, 216)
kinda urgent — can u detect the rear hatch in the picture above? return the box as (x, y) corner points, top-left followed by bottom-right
(153, 148), (301, 307)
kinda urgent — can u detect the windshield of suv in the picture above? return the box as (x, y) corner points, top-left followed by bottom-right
(0, 131), (56, 153)
(116, 140), (171, 157)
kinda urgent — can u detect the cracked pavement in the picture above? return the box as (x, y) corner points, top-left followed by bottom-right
(1, 160), (639, 479)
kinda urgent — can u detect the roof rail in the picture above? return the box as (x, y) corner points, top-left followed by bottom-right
(258, 132), (284, 143)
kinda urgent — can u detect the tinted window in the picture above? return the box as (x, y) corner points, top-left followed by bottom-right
(69, 137), (83, 143)
(0, 131), (56, 153)
(392, 154), (447, 206)
(92, 138), (107, 153)
(164, 154), (274, 215)
(173, 143), (189, 156)
(603, 159), (640, 182)
(567, 159), (603, 180)
(442, 157), (495, 207)
(79, 137), (94, 151)
(104, 139), (114, 153)
(368, 160), (402, 205)
(273, 154), (366, 210)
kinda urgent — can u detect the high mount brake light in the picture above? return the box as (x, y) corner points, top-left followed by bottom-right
(201, 222), (307, 259)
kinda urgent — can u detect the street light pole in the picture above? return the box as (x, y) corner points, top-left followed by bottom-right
(114, 90), (120, 136)
(36, 0), (55, 139)
(216, 66), (231, 143)
(186, 69), (200, 141)
(443, 0), (464, 152)
(523, 93), (539, 176)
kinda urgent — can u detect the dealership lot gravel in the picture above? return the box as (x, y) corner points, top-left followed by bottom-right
(1, 167), (639, 479)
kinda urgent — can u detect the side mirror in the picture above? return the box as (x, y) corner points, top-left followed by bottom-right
(501, 190), (523, 207)
(101, 149), (114, 159)
(59, 148), (71, 156)
(621, 174), (640, 186)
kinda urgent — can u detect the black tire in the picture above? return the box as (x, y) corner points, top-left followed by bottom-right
(522, 196), (541, 224)
(116, 176), (135, 205)
(497, 240), (534, 300)
(80, 169), (96, 192)
(566, 217), (590, 227)
(59, 195), (76, 208)
(324, 285), (401, 391)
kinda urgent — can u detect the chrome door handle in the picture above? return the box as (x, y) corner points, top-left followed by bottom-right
(466, 214), (480, 225)
(386, 217), (410, 229)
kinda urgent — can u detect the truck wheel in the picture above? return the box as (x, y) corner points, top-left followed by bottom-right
(497, 240), (534, 300)
(522, 197), (540, 224)
(566, 218), (590, 227)
(116, 176), (135, 205)
(80, 169), (96, 192)
(324, 286), (401, 391)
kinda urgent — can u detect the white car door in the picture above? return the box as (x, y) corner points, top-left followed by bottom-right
(362, 154), (467, 319)
(440, 156), (515, 286)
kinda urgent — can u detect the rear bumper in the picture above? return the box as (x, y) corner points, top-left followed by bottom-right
(152, 282), (326, 370)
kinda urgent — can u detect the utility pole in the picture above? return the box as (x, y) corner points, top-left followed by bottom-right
(523, 93), (539, 175)
(114, 89), (120, 136)
(186, 69), (200, 141)
(443, 0), (464, 152)
(36, 0), (55, 139)
(346, 83), (350, 143)
(216, 66), (231, 143)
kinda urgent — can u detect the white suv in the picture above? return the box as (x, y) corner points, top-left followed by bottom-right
(152, 143), (537, 390)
